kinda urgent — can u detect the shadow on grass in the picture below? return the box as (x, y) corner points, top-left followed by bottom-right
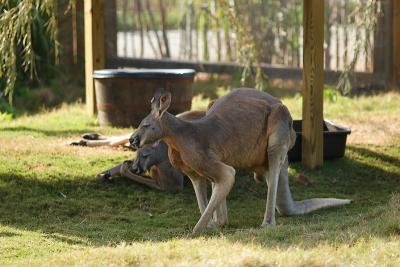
(43, 233), (91, 246)
(0, 231), (20, 238)
(0, 171), (198, 246)
(0, 145), (398, 249)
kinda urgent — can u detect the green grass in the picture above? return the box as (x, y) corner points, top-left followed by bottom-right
(1, 91), (400, 266)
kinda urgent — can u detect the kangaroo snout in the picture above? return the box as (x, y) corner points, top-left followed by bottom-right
(129, 134), (140, 149)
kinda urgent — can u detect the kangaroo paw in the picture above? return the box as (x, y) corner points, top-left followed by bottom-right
(120, 160), (136, 175)
(190, 220), (218, 236)
(82, 133), (103, 140)
(96, 171), (113, 183)
(69, 140), (87, 146)
(207, 219), (219, 230)
(260, 221), (276, 229)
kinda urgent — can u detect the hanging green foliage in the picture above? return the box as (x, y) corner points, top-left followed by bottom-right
(219, 0), (268, 91)
(0, 0), (58, 103)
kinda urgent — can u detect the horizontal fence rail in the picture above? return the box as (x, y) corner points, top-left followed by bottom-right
(108, 57), (385, 87)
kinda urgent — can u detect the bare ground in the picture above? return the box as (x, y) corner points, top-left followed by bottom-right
(335, 114), (400, 145)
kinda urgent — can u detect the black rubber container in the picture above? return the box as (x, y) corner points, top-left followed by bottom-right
(288, 120), (351, 162)
(93, 69), (195, 127)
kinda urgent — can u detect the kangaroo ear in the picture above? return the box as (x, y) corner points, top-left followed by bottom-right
(159, 91), (171, 116)
(151, 88), (171, 118)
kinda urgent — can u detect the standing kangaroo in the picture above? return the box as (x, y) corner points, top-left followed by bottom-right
(130, 88), (351, 234)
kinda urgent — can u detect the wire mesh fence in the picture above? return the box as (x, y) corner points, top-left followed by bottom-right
(114, 0), (377, 73)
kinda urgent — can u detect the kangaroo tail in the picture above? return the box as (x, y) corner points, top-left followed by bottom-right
(264, 105), (351, 216)
(276, 158), (351, 216)
(281, 198), (351, 215)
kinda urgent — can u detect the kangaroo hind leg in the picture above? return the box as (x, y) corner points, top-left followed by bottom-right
(261, 107), (292, 227)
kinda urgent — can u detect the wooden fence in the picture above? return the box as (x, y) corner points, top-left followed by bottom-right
(59, 0), (398, 89)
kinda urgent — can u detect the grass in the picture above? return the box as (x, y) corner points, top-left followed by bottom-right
(0, 89), (400, 266)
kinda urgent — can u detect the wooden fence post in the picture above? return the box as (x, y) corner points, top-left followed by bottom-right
(393, 0), (400, 87)
(302, 0), (324, 168)
(104, 0), (117, 61)
(374, 0), (393, 85)
(84, 0), (105, 115)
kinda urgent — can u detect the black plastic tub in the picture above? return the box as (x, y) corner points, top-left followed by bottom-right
(93, 69), (196, 127)
(288, 120), (351, 162)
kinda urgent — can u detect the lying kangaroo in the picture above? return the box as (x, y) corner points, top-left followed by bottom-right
(97, 141), (184, 192)
(130, 88), (351, 234)
(71, 110), (206, 192)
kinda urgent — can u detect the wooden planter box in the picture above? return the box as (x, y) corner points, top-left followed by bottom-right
(288, 120), (351, 162)
(93, 69), (195, 127)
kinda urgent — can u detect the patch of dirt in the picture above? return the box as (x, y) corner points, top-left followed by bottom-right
(333, 114), (400, 145)
(0, 136), (133, 157)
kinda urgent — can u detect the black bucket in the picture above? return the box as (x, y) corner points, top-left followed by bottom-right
(288, 120), (351, 162)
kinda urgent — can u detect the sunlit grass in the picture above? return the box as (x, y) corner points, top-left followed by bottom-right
(15, 234), (400, 267)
